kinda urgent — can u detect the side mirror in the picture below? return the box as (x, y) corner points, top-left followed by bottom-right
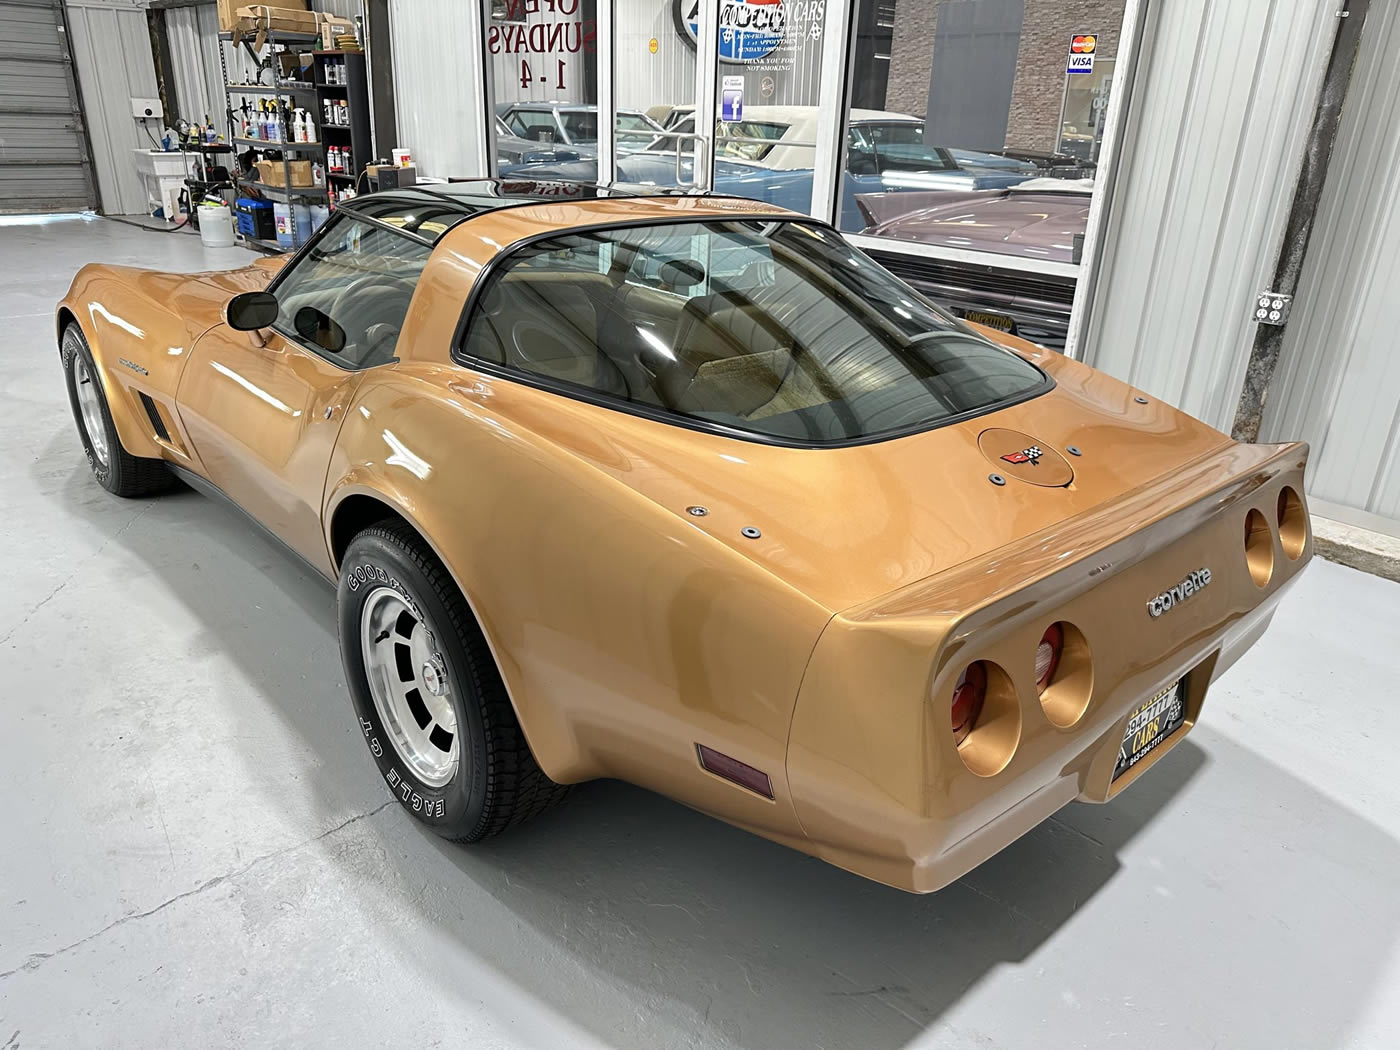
(226, 290), (279, 331)
(294, 305), (347, 353)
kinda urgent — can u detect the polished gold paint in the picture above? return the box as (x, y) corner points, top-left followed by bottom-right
(57, 196), (1313, 892)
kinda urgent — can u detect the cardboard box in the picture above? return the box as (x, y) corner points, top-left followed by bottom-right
(316, 13), (355, 40)
(254, 158), (314, 188)
(277, 51), (313, 81)
(233, 5), (318, 44)
(218, 0), (303, 33)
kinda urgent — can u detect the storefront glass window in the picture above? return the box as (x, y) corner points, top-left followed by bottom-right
(488, 1), (829, 210)
(488, 1), (600, 170)
(839, 0), (1126, 349)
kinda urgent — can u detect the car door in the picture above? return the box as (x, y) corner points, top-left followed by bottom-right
(176, 212), (433, 574)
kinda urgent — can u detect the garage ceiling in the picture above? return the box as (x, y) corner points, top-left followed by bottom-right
(0, 0), (97, 213)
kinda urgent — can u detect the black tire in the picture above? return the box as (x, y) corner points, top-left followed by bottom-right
(337, 521), (568, 840)
(60, 323), (172, 498)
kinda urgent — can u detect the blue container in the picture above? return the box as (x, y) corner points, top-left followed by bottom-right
(234, 197), (274, 239)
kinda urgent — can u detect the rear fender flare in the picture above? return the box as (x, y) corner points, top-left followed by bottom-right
(321, 479), (579, 781)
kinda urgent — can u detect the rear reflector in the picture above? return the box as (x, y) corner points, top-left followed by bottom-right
(696, 744), (774, 799)
(951, 661), (988, 745)
(1035, 623), (1065, 691)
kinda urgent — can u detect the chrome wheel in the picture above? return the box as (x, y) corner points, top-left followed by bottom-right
(73, 355), (109, 467)
(359, 586), (460, 787)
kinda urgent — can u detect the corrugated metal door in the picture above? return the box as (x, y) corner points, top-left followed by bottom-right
(922, 0), (1023, 152)
(1077, 0), (1341, 433)
(1261, 1), (1400, 533)
(0, 0), (96, 212)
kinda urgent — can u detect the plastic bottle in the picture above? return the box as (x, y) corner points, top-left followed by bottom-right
(274, 202), (293, 249)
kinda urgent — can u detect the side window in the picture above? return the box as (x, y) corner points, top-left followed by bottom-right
(271, 215), (431, 369)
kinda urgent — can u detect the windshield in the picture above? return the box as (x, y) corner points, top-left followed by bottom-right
(460, 219), (1048, 445)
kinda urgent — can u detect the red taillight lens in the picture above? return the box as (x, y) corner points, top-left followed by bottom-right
(951, 662), (988, 745)
(1035, 624), (1064, 692)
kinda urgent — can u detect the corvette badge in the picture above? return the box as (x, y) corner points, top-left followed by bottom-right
(1146, 568), (1212, 618)
(1002, 446), (1044, 466)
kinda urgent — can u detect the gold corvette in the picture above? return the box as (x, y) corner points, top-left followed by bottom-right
(57, 182), (1312, 893)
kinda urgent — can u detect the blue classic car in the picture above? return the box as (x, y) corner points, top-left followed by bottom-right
(498, 106), (1035, 228)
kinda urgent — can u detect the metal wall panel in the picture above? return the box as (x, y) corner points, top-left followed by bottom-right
(64, 0), (162, 215)
(1261, 1), (1400, 530)
(388, 0), (484, 178)
(0, 0), (94, 212)
(166, 3), (228, 133)
(1078, 0), (1340, 432)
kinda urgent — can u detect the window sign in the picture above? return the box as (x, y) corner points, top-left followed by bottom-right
(1067, 34), (1096, 75)
(676, 0), (787, 64)
(488, 0), (597, 106)
(721, 75), (744, 122)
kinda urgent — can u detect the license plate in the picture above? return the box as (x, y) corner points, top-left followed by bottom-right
(1113, 679), (1186, 781)
(961, 309), (1018, 333)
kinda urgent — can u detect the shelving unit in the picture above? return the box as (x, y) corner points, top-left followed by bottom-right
(312, 50), (372, 197)
(219, 26), (327, 252)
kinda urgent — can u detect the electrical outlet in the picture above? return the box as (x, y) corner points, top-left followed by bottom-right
(131, 97), (163, 120)
(1252, 291), (1293, 327)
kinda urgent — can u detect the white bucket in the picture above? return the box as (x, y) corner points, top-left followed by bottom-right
(198, 201), (237, 248)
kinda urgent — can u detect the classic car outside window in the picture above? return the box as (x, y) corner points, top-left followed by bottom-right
(460, 219), (1048, 445)
(272, 215), (431, 370)
(645, 117), (791, 162)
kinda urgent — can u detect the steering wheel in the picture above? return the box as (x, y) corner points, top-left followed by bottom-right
(327, 273), (417, 359)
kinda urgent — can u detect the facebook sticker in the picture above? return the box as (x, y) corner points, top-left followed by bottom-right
(721, 75), (744, 122)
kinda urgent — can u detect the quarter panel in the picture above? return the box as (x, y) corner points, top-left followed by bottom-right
(325, 365), (832, 843)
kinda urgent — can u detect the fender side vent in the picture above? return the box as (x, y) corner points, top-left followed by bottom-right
(696, 744), (774, 799)
(138, 392), (171, 441)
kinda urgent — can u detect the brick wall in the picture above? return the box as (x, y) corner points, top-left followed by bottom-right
(1005, 0), (1123, 151)
(882, 0), (945, 119)
(877, 0), (1124, 147)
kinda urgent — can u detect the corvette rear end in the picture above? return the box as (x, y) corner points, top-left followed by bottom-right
(786, 429), (1310, 893)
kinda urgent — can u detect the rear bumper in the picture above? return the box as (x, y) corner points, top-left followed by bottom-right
(786, 441), (1312, 893)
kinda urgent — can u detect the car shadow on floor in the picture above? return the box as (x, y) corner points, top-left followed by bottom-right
(60, 455), (1400, 1050)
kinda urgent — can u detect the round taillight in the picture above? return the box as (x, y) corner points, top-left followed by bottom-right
(951, 662), (988, 745)
(1035, 624), (1064, 692)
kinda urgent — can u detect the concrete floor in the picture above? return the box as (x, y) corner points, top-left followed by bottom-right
(3, 215), (1400, 1050)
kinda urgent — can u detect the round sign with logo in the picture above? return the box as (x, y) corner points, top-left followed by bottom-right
(674, 0), (787, 64)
